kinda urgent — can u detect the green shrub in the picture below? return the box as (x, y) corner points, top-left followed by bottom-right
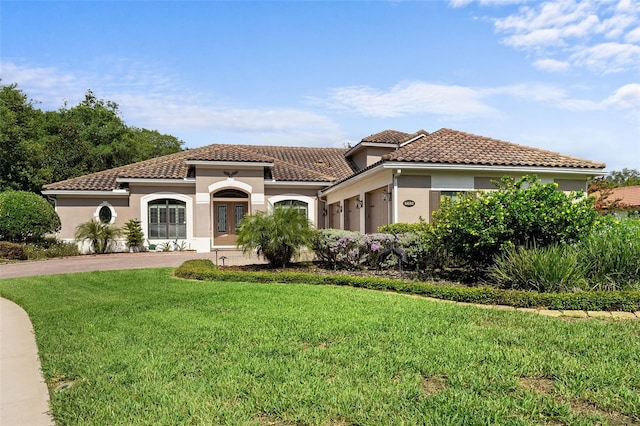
(23, 240), (79, 260)
(576, 217), (640, 290)
(311, 229), (362, 269)
(174, 262), (640, 312)
(378, 220), (430, 234)
(0, 191), (61, 243)
(432, 175), (598, 268)
(236, 206), (314, 267)
(312, 228), (446, 272)
(488, 245), (588, 293)
(123, 219), (144, 250)
(0, 241), (27, 260)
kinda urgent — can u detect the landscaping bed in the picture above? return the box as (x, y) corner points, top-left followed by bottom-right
(175, 260), (640, 312)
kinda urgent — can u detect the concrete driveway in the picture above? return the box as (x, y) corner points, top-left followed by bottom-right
(0, 250), (260, 279)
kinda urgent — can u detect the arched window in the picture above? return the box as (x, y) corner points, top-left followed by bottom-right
(213, 189), (248, 198)
(148, 199), (186, 239)
(275, 199), (308, 216)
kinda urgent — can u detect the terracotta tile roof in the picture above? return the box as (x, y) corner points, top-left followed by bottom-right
(43, 128), (605, 192)
(382, 128), (606, 169)
(360, 129), (428, 145)
(608, 185), (640, 208)
(248, 145), (354, 181)
(43, 143), (354, 191)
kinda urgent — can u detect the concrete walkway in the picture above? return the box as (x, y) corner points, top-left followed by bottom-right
(1, 298), (53, 426)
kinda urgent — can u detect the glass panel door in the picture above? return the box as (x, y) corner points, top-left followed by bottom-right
(217, 204), (228, 234)
(234, 204), (245, 230)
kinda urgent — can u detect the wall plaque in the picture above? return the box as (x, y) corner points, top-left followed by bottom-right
(403, 200), (416, 207)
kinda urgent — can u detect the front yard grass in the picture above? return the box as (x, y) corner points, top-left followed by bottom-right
(1, 268), (639, 425)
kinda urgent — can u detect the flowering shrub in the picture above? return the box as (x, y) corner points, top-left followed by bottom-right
(432, 175), (598, 268)
(312, 229), (434, 271)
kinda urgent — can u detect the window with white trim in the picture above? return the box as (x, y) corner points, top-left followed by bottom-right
(274, 199), (308, 217)
(94, 202), (117, 224)
(148, 199), (186, 239)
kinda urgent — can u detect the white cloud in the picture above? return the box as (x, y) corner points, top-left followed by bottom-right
(0, 59), (343, 146)
(488, 0), (640, 73)
(626, 26), (640, 42)
(323, 79), (639, 120)
(533, 58), (571, 71)
(602, 83), (640, 109)
(569, 42), (640, 73)
(323, 81), (498, 119)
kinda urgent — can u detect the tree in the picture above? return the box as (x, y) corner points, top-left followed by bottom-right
(0, 191), (61, 242)
(0, 82), (49, 193)
(236, 206), (314, 267)
(1, 81), (185, 192)
(607, 168), (640, 187)
(75, 221), (122, 253)
(127, 128), (184, 160)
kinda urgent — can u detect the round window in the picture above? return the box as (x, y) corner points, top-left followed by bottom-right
(98, 206), (113, 223)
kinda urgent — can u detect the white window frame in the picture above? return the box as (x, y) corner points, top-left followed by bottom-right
(268, 194), (316, 225)
(94, 201), (117, 224)
(140, 193), (193, 242)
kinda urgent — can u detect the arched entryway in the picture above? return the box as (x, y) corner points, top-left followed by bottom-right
(212, 189), (249, 246)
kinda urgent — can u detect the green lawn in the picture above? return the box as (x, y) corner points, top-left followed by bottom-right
(1, 269), (639, 425)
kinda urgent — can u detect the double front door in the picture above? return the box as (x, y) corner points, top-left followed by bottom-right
(214, 201), (247, 246)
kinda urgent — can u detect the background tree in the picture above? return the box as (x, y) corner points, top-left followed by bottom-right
(0, 191), (61, 242)
(0, 83), (49, 193)
(606, 168), (640, 187)
(1, 82), (185, 192)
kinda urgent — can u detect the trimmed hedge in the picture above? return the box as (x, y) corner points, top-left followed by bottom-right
(0, 241), (27, 260)
(174, 260), (640, 312)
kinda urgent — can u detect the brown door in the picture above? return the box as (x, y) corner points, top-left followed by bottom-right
(214, 201), (247, 245)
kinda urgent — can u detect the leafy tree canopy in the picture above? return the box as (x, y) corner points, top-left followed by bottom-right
(0, 81), (185, 193)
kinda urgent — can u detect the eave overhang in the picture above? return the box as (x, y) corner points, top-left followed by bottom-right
(184, 160), (274, 168)
(115, 178), (196, 185)
(381, 162), (607, 176)
(41, 189), (130, 197)
(265, 180), (332, 188)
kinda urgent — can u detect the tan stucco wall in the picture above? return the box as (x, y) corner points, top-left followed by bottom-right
(349, 147), (395, 171)
(323, 169), (394, 232)
(396, 174), (431, 223)
(54, 196), (130, 239)
(365, 187), (390, 233)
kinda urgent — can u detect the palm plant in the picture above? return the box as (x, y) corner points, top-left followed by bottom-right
(75, 220), (122, 253)
(236, 206), (314, 267)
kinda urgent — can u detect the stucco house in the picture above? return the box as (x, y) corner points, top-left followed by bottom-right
(591, 185), (640, 216)
(42, 128), (606, 252)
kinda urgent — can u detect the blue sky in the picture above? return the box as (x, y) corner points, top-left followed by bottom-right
(2, 0), (639, 171)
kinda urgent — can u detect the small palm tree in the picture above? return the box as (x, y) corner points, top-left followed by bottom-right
(236, 206), (314, 267)
(75, 220), (122, 253)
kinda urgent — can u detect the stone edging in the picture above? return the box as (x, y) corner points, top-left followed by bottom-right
(394, 293), (640, 320)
